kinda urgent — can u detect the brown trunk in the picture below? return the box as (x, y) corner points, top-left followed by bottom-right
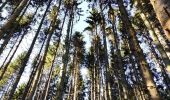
(73, 51), (78, 100)
(138, 4), (170, 73)
(7, 0), (52, 99)
(21, 37), (46, 99)
(56, 7), (74, 99)
(0, 0), (30, 39)
(150, 0), (170, 40)
(108, 7), (129, 99)
(0, 30), (26, 80)
(117, 0), (160, 99)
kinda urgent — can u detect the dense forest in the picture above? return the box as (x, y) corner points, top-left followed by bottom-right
(0, 0), (170, 100)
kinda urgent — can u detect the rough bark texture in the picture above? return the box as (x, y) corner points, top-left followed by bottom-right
(117, 0), (161, 99)
(150, 0), (170, 40)
(140, 12), (170, 73)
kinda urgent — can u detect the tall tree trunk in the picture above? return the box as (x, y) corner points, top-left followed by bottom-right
(0, 1), (29, 55)
(108, 7), (130, 99)
(51, 9), (67, 99)
(33, 4), (61, 100)
(139, 12), (170, 73)
(73, 51), (78, 100)
(7, 0), (52, 99)
(0, 0), (30, 39)
(0, 30), (26, 80)
(67, 67), (73, 100)
(56, 7), (74, 99)
(0, 30), (21, 70)
(27, 57), (44, 100)
(40, 4), (63, 98)
(117, 0), (160, 99)
(41, 61), (54, 100)
(21, 35), (46, 99)
(99, 2), (112, 99)
(28, 15), (58, 100)
(90, 66), (93, 100)
(149, 0), (170, 40)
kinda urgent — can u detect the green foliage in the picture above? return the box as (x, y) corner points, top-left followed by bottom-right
(72, 31), (86, 64)
(0, 52), (27, 89)
(16, 14), (33, 28)
(44, 45), (59, 69)
(12, 83), (26, 100)
(48, 6), (58, 21)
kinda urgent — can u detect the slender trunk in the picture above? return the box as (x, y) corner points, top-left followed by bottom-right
(0, 1), (29, 55)
(0, 0), (30, 39)
(0, 29), (16, 55)
(97, 61), (100, 100)
(117, 0), (160, 99)
(34, 72), (44, 100)
(0, 32), (20, 70)
(99, 2), (111, 99)
(56, 8), (74, 99)
(21, 36), (46, 99)
(34, 3), (61, 99)
(27, 57), (44, 100)
(7, 1), (52, 99)
(8, 6), (39, 97)
(0, 30), (26, 80)
(108, 8), (129, 99)
(152, 27), (170, 58)
(28, 21), (54, 100)
(139, 11), (170, 73)
(41, 7), (63, 98)
(93, 65), (96, 100)
(41, 62), (54, 100)
(67, 65), (74, 100)
(93, 32), (98, 100)
(73, 51), (78, 100)
(91, 67), (93, 100)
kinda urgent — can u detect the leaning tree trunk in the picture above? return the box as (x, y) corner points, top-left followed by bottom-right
(117, 0), (161, 99)
(149, 0), (170, 41)
(0, 32), (20, 70)
(7, 0), (52, 99)
(40, 2), (62, 99)
(140, 12), (170, 73)
(21, 35), (46, 99)
(136, 0), (170, 73)
(0, 0), (30, 39)
(28, 11), (59, 100)
(0, 30), (26, 80)
(0, 0), (30, 55)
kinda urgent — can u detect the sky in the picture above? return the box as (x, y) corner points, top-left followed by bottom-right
(0, 1), (91, 86)
(0, 1), (168, 99)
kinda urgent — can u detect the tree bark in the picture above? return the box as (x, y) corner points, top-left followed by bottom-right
(0, 30), (26, 80)
(0, 0), (30, 39)
(150, 0), (170, 41)
(7, 0), (52, 99)
(56, 7), (74, 99)
(117, 0), (161, 99)
(99, 2), (112, 100)
(140, 12), (170, 73)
